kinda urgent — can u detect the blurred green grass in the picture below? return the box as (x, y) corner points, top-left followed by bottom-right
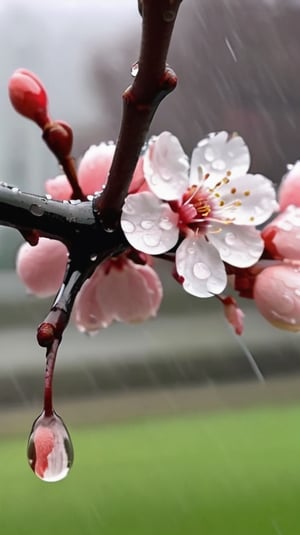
(0, 404), (300, 534)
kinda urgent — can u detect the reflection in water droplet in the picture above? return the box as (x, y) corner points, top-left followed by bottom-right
(204, 147), (215, 162)
(27, 411), (73, 482)
(143, 233), (160, 247)
(141, 220), (154, 230)
(30, 204), (44, 217)
(159, 218), (173, 231)
(45, 194), (52, 200)
(212, 159), (226, 171)
(122, 220), (135, 233)
(225, 232), (236, 246)
(90, 254), (97, 261)
(12, 187), (20, 193)
(193, 262), (211, 279)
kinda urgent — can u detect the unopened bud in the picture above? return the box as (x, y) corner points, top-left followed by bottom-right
(43, 120), (73, 160)
(8, 69), (49, 128)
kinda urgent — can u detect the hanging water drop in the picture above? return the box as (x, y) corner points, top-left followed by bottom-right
(27, 411), (74, 482)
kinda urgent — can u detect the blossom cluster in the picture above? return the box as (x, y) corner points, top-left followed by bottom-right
(17, 130), (300, 335)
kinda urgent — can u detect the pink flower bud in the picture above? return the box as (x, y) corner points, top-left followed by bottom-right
(254, 264), (300, 331)
(16, 238), (68, 297)
(222, 296), (245, 335)
(278, 162), (300, 212)
(262, 206), (300, 261)
(45, 174), (73, 201)
(8, 69), (49, 128)
(77, 143), (145, 196)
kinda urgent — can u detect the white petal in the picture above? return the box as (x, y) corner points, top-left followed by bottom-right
(190, 131), (250, 186)
(212, 173), (277, 225)
(208, 224), (264, 267)
(143, 132), (189, 200)
(121, 191), (179, 254)
(176, 236), (227, 298)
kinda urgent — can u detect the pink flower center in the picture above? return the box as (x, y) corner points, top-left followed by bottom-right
(176, 185), (214, 233)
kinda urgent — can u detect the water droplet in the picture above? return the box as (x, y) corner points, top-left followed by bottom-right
(193, 262), (211, 279)
(87, 195), (94, 201)
(27, 411), (73, 482)
(104, 226), (115, 233)
(12, 187), (20, 193)
(90, 254), (97, 261)
(69, 199), (81, 205)
(159, 217), (173, 231)
(225, 232), (236, 246)
(131, 62), (139, 77)
(141, 220), (154, 230)
(30, 204), (44, 217)
(187, 247), (195, 255)
(204, 147), (215, 162)
(45, 193), (52, 200)
(212, 159), (226, 171)
(121, 220), (135, 233)
(143, 233), (160, 247)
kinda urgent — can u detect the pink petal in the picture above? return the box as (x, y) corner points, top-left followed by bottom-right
(73, 264), (109, 332)
(16, 238), (68, 297)
(278, 162), (300, 211)
(208, 224), (264, 267)
(121, 191), (179, 255)
(73, 259), (163, 333)
(143, 132), (189, 200)
(262, 206), (300, 261)
(176, 236), (227, 298)
(254, 264), (300, 331)
(190, 131), (250, 186)
(45, 174), (72, 201)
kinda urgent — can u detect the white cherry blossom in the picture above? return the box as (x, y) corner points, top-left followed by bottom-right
(121, 131), (278, 298)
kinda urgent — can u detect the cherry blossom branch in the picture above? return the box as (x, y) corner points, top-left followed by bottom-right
(94, 0), (182, 229)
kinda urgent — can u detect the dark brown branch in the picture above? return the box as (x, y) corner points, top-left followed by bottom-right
(94, 0), (182, 229)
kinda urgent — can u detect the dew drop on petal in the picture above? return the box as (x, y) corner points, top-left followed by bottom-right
(193, 262), (211, 279)
(27, 411), (74, 482)
(212, 159), (226, 171)
(204, 147), (215, 162)
(121, 220), (135, 233)
(141, 219), (154, 230)
(225, 232), (236, 246)
(143, 233), (161, 248)
(159, 217), (173, 231)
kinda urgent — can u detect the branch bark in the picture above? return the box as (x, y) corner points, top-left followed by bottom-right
(94, 0), (182, 229)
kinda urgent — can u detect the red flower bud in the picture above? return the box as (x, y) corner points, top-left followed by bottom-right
(8, 68), (49, 128)
(42, 120), (73, 160)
